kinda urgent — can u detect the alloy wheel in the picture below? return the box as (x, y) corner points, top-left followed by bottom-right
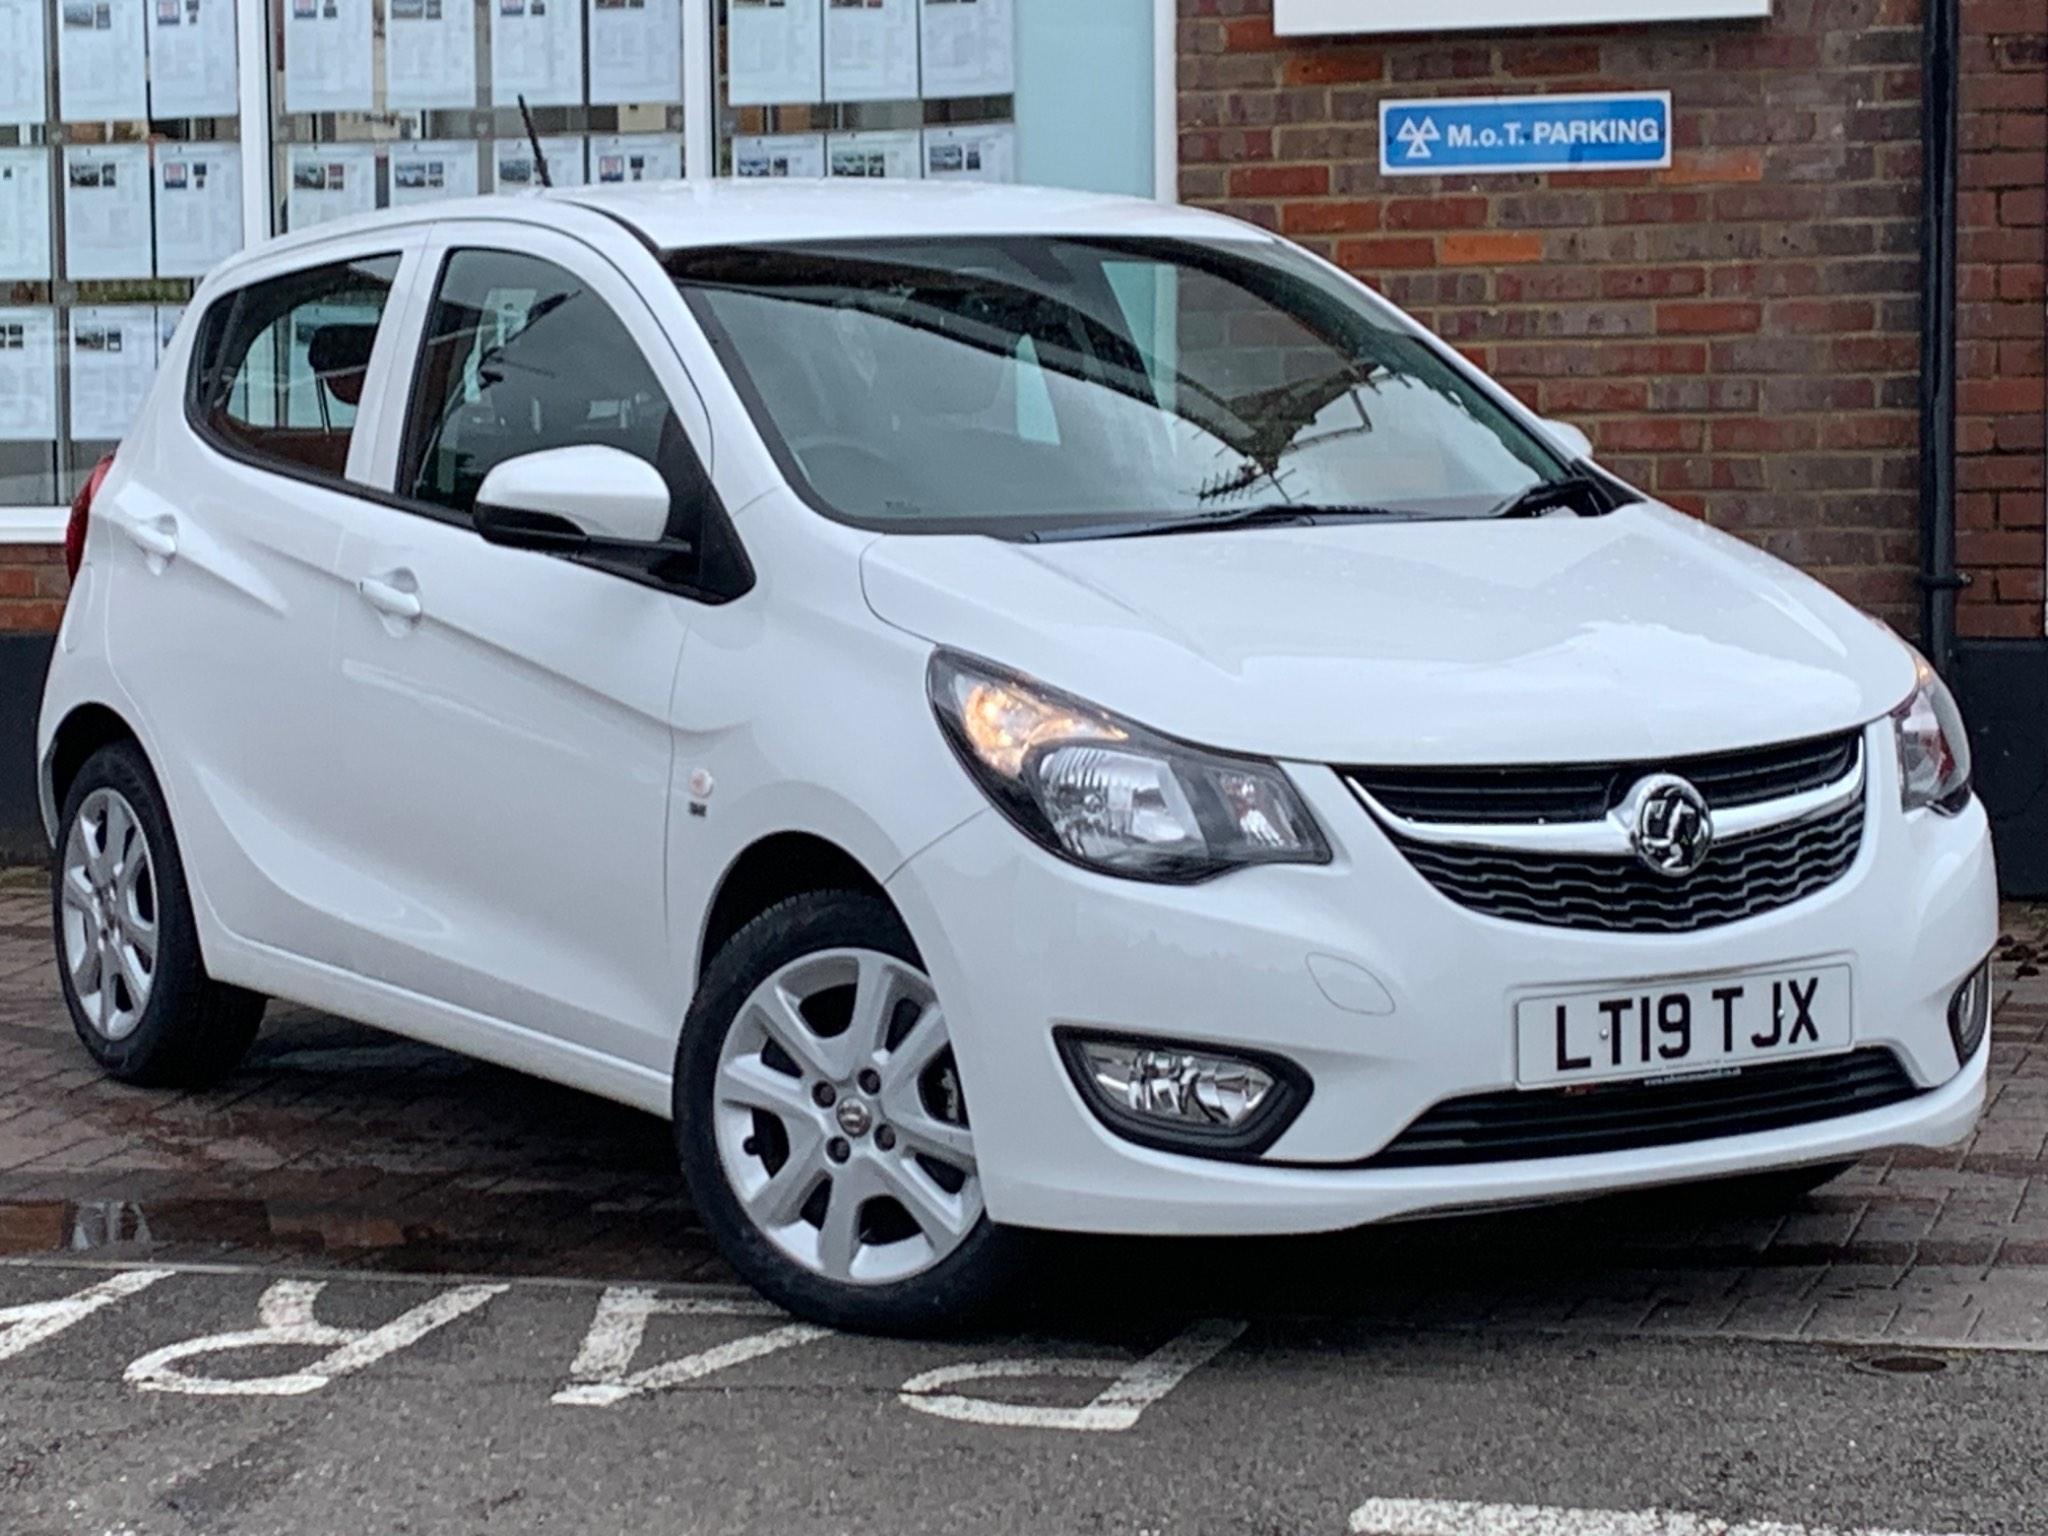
(59, 787), (158, 1042)
(713, 948), (981, 1286)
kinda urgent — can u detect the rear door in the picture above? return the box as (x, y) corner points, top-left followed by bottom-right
(102, 235), (425, 968)
(330, 223), (712, 1072)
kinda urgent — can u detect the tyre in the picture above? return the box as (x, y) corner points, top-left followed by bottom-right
(675, 889), (1014, 1334)
(52, 742), (264, 1088)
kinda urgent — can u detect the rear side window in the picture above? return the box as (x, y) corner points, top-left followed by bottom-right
(396, 248), (710, 542)
(189, 254), (400, 481)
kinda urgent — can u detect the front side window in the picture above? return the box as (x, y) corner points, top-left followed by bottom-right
(399, 248), (702, 541)
(191, 254), (401, 480)
(673, 237), (1581, 538)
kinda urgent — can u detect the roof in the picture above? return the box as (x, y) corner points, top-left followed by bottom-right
(241, 180), (1271, 267)
(555, 180), (1268, 250)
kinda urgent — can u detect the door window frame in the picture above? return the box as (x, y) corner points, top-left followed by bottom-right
(358, 220), (752, 603)
(180, 230), (434, 495)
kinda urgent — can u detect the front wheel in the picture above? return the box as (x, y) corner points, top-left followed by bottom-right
(674, 889), (1016, 1334)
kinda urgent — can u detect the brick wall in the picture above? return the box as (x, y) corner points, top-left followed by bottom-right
(1181, 0), (2045, 638)
(1955, 0), (2047, 638)
(0, 546), (67, 635)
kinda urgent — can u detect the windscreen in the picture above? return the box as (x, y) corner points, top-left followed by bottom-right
(672, 236), (1573, 536)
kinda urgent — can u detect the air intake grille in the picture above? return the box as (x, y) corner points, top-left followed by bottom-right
(1350, 731), (1861, 827)
(1386, 791), (1864, 934)
(1362, 1048), (1920, 1167)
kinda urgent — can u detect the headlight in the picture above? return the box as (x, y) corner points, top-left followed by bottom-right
(927, 651), (1330, 882)
(1892, 649), (1972, 816)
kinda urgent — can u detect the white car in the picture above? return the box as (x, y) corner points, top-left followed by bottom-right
(39, 183), (1995, 1332)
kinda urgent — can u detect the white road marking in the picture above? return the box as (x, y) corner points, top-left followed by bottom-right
(1349, 1497), (1983, 1536)
(552, 1285), (830, 1406)
(898, 1317), (1246, 1431)
(0, 1268), (170, 1363)
(124, 1278), (505, 1396)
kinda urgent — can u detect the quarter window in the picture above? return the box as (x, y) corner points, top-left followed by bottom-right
(399, 249), (703, 542)
(190, 255), (402, 481)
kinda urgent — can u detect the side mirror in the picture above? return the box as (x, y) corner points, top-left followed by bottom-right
(1541, 418), (1595, 464)
(474, 445), (672, 552)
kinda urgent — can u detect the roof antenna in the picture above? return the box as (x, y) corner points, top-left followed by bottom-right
(516, 94), (552, 189)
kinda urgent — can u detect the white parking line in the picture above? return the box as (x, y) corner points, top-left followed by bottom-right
(125, 1278), (506, 1396)
(1349, 1497), (1982, 1536)
(553, 1286), (831, 1407)
(0, 1268), (170, 1363)
(898, 1318), (1247, 1431)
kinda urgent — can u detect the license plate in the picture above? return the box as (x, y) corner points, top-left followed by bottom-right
(1514, 964), (1853, 1089)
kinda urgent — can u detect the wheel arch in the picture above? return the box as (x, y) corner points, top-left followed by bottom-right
(698, 831), (898, 980)
(42, 702), (145, 846)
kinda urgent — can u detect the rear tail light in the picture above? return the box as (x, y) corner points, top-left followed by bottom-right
(64, 454), (114, 584)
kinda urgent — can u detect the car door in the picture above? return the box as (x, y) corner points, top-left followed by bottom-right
(331, 224), (711, 1072)
(101, 235), (426, 969)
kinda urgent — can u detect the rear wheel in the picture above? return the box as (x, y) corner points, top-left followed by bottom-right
(53, 743), (264, 1087)
(675, 889), (1015, 1334)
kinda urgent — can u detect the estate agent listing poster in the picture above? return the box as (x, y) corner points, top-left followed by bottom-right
(386, 0), (478, 109)
(728, 0), (820, 105)
(918, 0), (1010, 99)
(64, 143), (153, 279)
(68, 305), (158, 442)
(590, 133), (681, 184)
(58, 0), (148, 122)
(493, 135), (586, 188)
(147, 0), (238, 118)
(824, 0), (916, 103)
(492, 0), (584, 108)
(389, 141), (480, 206)
(734, 132), (825, 178)
(0, 309), (58, 444)
(286, 143), (377, 229)
(923, 121), (1012, 182)
(0, 0), (50, 126)
(284, 0), (373, 113)
(827, 128), (918, 179)
(589, 0), (681, 104)
(0, 149), (53, 281)
(153, 143), (241, 277)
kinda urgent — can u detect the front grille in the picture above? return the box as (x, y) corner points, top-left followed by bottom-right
(1350, 731), (1861, 827)
(1362, 1048), (1920, 1167)
(1386, 790), (1865, 934)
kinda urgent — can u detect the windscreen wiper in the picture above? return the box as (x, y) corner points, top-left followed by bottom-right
(1032, 503), (1414, 543)
(1489, 474), (1623, 520)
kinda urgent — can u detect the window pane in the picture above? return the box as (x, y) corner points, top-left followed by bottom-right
(196, 254), (399, 478)
(401, 248), (682, 522)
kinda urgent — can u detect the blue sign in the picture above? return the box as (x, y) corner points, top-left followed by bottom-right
(1379, 92), (1673, 176)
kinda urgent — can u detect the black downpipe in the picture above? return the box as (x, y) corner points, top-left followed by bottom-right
(1918, 0), (1963, 672)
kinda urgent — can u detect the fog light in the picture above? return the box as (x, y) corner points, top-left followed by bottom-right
(1055, 1030), (1311, 1159)
(1948, 958), (1993, 1064)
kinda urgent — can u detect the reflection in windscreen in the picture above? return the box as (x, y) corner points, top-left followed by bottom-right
(673, 237), (1566, 534)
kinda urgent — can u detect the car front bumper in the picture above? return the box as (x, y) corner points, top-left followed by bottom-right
(886, 723), (1997, 1236)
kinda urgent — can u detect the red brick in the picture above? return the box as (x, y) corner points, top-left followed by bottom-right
(1228, 163), (1328, 199)
(1656, 302), (1765, 335)
(1439, 232), (1545, 265)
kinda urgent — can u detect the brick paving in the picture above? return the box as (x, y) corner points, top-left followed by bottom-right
(1, 864), (2045, 1348)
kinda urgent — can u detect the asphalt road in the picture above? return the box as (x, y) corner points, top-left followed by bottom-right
(2, 1258), (2042, 1536)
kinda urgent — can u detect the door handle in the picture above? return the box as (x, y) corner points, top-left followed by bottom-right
(120, 516), (177, 563)
(357, 572), (423, 622)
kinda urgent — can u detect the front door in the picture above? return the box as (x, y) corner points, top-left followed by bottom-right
(331, 227), (714, 1073)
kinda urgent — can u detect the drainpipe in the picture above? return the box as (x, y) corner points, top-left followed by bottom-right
(1917, 0), (1963, 672)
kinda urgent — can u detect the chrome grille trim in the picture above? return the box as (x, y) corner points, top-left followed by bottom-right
(1346, 739), (1864, 857)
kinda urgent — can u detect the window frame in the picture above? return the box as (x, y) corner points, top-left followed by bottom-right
(378, 226), (753, 604)
(182, 234), (429, 498)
